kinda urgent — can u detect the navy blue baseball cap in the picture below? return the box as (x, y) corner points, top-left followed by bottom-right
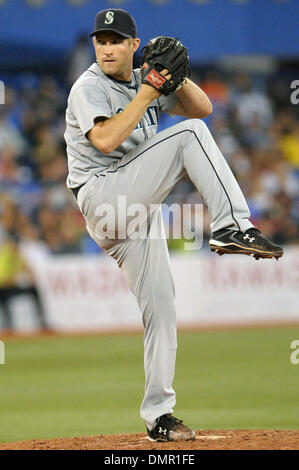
(89, 9), (137, 38)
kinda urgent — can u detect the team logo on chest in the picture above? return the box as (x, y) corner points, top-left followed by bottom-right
(116, 106), (159, 129)
(105, 11), (114, 24)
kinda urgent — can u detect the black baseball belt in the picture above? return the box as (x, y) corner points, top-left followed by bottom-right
(71, 174), (100, 200)
(71, 184), (85, 200)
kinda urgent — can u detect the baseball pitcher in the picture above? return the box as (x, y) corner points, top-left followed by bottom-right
(64, 8), (283, 442)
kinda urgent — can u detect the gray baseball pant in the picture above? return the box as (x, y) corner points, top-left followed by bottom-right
(76, 118), (253, 429)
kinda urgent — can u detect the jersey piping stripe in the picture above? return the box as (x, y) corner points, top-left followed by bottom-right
(99, 128), (240, 231)
(111, 87), (129, 96)
(87, 70), (98, 76)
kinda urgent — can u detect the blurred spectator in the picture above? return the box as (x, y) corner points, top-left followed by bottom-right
(18, 217), (50, 263)
(64, 34), (94, 88)
(277, 114), (299, 168)
(200, 70), (230, 118)
(229, 73), (274, 130)
(0, 234), (49, 332)
(0, 105), (27, 156)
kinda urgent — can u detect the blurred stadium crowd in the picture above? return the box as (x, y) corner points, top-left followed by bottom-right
(0, 60), (298, 265)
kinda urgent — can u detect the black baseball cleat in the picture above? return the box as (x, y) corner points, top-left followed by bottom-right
(146, 414), (196, 442)
(209, 227), (283, 260)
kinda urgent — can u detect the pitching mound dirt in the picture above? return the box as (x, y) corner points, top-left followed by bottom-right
(0, 430), (298, 450)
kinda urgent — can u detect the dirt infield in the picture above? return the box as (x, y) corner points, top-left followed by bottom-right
(0, 430), (298, 450)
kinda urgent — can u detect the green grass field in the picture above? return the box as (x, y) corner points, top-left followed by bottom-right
(0, 326), (299, 443)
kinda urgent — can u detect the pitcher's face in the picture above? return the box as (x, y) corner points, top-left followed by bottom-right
(93, 32), (140, 81)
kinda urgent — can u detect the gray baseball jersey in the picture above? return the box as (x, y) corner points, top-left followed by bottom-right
(64, 62), (178, 189)
(65, 62), (253, 430)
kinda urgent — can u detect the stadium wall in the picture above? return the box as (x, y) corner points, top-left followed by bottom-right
(5, 248), (299, 332)
(0, 0), (298, 65)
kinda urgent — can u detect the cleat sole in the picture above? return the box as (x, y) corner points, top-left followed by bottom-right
(210, 244), (283, 260)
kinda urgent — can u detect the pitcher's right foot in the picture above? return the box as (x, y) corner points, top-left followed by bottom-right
(209, 228), (283, 260)
(146, 414), (196, 442)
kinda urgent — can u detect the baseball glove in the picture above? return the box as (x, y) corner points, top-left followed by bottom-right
(141, 36), (190, 96)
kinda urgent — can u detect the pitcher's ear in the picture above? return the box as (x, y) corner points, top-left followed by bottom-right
(132, 38), (141, 53)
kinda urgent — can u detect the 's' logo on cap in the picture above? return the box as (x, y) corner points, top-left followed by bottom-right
(105, 11), (114, 25)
